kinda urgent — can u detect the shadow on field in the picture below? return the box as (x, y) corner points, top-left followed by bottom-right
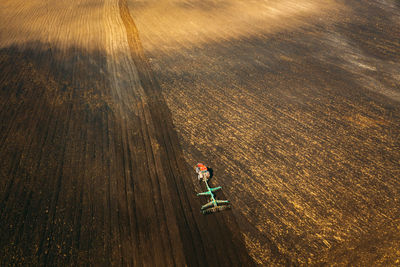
(0, 42), (255, 266)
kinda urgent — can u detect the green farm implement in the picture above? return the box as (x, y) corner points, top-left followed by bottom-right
(195, 163), (231, 215)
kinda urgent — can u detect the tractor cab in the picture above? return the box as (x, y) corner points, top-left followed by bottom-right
(195, 163), (210, 182)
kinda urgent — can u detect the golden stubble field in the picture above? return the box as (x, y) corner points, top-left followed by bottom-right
(128, 0), (400, 265)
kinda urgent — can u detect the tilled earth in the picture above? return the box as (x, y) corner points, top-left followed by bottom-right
(128, 0), (400, 265)
(1, 0), (400, 266)
(0, 0), (253, 265)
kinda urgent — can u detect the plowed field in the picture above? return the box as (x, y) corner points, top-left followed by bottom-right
(1, 0), (400, 266)
(0, 0), (253, 265)
(128, 0), (400, 265)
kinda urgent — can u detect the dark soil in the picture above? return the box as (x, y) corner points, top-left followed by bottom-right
(0, 0), (254, 265)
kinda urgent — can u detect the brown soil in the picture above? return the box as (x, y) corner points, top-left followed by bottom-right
(1, 0), (400, 266)
(128, 0), (400, 265)
(0, 0), (253, 265)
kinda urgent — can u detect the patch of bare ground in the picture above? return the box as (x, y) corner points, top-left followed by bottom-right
(0, 0), (253, 265)
(128, 0), (400, 265)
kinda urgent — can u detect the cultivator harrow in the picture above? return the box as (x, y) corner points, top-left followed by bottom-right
(195, 163), (231, 215)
